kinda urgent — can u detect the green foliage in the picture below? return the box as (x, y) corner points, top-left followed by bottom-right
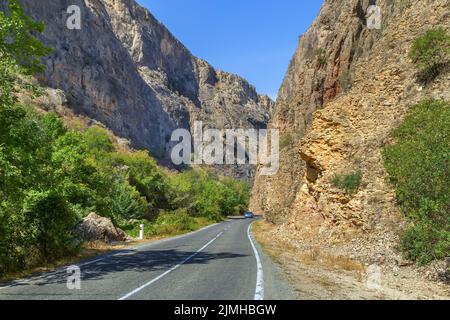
(154, 209), (200, 235)
(331, 171), (363, 194)
(0, 109), (81, 272)
(402, 225), (449, 265)
(0, 0), (51, 73)
(0, 104), (251, 274)
(109, 172), (148, 223)
(383, 100), (450, 264)
(168, 169), (250, 221)
(121, 209), (213, 239)
(409, 28), (450, 82)
(84, 127), (114, 154)
(110, 151), (169, 216)
(24, 190), (79, 260)
(0, 0), (51, 106)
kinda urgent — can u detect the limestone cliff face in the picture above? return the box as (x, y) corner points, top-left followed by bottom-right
(252, 0), (449, 264)
(18, 0), (272, 178)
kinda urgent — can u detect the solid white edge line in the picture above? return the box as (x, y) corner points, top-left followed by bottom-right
(118, 231), (224, 300)
(247, 222), (264, 300)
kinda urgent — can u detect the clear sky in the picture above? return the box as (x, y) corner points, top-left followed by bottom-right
(137, 0), (324, 100)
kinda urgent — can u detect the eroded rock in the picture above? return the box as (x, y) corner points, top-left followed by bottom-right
(76, 213), (131, 243)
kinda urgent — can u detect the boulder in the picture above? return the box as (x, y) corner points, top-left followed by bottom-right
(76, 213), (131, 243)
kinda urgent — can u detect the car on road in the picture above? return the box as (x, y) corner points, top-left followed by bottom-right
(244, 211), (254, 219)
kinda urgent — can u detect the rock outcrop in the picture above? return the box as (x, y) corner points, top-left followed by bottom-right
(76, 213), (131, 243)
(251, 0), (449, 269)
(17, 0), (273, 179)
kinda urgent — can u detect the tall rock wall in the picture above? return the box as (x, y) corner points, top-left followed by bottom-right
(16, 0), (273, 179)
(251, 0), (449, 264)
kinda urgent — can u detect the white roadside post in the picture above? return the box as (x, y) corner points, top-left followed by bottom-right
(139, 224), (144, 240)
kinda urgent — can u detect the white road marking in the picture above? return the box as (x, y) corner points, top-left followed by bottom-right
(118, 231), (224, 300)
(247, 222), (264, 300)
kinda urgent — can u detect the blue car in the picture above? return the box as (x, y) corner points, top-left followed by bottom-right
(244, 211), (254, 219)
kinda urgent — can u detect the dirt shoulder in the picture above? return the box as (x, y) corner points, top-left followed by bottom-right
(253, 220), (450, 300)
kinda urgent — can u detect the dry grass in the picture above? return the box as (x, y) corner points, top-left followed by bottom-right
(0, 244), (114, 284)
(252, 220), (381, 299)
(254, 220), (364, 273)
(299, 248), (365, 273)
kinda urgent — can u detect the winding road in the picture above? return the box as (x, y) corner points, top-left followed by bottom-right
(0, 218), (295, 300)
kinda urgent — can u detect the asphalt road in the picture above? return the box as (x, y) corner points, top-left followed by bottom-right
(0, 218), (295, 300)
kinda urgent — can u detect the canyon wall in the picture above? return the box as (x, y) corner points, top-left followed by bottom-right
(251, 0), (449, 265)
(17, 0), (273, 179)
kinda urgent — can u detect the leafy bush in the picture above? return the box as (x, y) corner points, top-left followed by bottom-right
(120, 209), (213, 239)
(111, 151), (170, 216)
(315, 48), (327, 68)
(383, 99), (450, 264)
(331, 171), (363, 194)
(0, 0), (51, 106)
(168, 169), (250, 221)
(109, 172), (148, 223)
(154, 209), (199, 235)
(23, 190), (79, 260)
(409, 28), (450, 82)
(84, 126), (114, 154)
(402, 224), (449, 265)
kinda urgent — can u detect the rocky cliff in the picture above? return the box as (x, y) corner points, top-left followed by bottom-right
(16, 0), (272, 178)
(251, 0), (449, 271)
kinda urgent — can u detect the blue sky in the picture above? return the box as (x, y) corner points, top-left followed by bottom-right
(137, 1), (323, 99)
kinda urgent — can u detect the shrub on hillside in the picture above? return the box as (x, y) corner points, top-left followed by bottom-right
(409, 28), (450, 83)
(168, 169), (250, 221)
(111, 151), (170, 216)
(24, 190), (79, 260)
(331, 171), (363, 195)
(383, 99), (450, 264)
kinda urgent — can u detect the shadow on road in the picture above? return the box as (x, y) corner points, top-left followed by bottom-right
(6, 249), (248, 288)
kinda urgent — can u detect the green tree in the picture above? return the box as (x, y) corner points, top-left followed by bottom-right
(24, 190), (79, 260)
(84, 126), (115, 154)
(112, 151), (169, 215)
(0, 0), (51, 105)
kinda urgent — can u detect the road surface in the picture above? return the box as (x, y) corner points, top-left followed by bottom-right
(0, 218), (295, 300)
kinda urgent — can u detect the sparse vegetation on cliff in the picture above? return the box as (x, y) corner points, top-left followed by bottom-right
(383, 100), (450, 264)
(331, 171), (363, 195)
(409, 28), (450, 83)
